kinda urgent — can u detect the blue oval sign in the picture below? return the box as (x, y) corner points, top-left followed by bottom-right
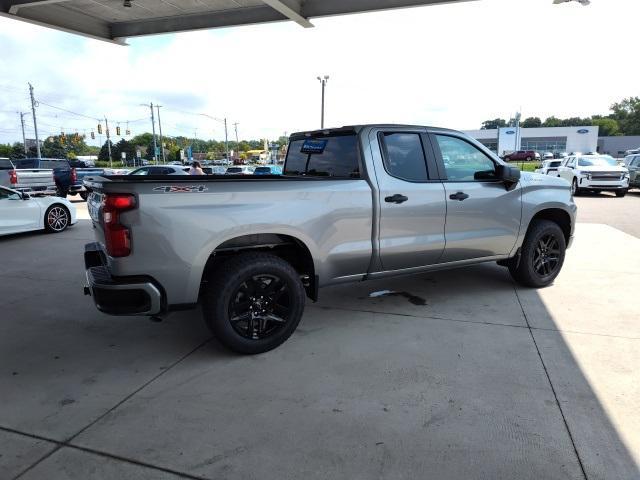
(505, 130), (515, 135)
(577, 129), (589, 134)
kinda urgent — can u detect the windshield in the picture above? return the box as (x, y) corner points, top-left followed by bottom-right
(254, 167), (271, 173)
(549, 161), (562, 167)
(578, 157), (618, 167)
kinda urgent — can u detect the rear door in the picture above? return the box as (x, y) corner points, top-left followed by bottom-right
(431, 133), (521, 263)
(371, 128), (447, 271)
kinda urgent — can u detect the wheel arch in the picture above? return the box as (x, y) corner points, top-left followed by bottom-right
(200, 233), (318, 301)
(529, 208), (572, 245)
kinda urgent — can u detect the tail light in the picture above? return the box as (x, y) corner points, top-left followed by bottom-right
(71, 168), (77, 183)
(102, 193), (136, 257)
(9, 170), (17, 185)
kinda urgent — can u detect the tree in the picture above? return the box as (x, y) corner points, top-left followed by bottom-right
(542, 116), (562, 128)
(481, 118), (507, 130)
(112, 139), (137, 164)
(98, 139), (115, 162)
(521, 117), (542, 128)
(0, 144), (11, 157)
(610, 97), (640, 135)
(591, 117), (620, 137)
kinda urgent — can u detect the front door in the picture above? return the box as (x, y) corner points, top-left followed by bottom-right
(431, 134), (522, 263)
(0, 188), (40, 234)
(372, 129), (447, 271)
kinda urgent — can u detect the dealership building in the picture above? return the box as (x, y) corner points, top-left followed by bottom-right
(464, 126), (600, 157)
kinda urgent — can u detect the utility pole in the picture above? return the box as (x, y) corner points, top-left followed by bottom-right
(155, 104), (165, 163)
(224, 118), (229, 165)
(28, 83), (41, 158)
(141, 103), (158, 163)
(18, 112), (27, 154)
(105, 117), (112, 168)
(317, 75), (329, 129)
(233, 122), (239, 161)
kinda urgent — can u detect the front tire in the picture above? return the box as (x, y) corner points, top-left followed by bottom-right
(202, 253), (306, 354)
(79, 191), (88, 201)
(571, 178), (580, 196)
(44, 204), (70, 233)
(509, 219), (566, 288)
(615, 189), (627, 197)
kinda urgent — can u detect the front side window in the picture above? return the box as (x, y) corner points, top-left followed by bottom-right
(435, 135), (496, 181)
(380, 132), (429, 182)
(131, 168), (149, 176)
(284, 134), (359, 178)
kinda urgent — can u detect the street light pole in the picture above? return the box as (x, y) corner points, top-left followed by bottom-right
(233, 122), (239, 161)
(104, 117), (112, 168)
(224, 118), (229, 165)
(141, 103), (158, 163)
(317, 75), (329, 129)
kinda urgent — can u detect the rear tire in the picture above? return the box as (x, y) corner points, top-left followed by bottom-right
(44, 204), (70, 233)
(56, 188), (68, 198)
(509, 219), (566, 288)
(615, 189), (627, 197)
(202, 253), (306, 354)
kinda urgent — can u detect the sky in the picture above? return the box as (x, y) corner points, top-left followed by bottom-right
(0, 0), (639, 147)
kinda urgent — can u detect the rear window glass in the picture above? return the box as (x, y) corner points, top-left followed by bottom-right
(284, 134), (360, 178)
(226, 167), (242, 173)
(0, 159), (14, 170)
(12, 159), (38, 169)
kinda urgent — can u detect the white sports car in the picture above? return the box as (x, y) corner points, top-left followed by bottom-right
(0, 186), (77, 236)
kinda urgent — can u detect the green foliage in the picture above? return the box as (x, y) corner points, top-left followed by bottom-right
(98, 139), (115, 162)
(610, 97), (640, 135)
(591, 117), (620, 137)
(112, 139), (137, 163)
(481, 118), (507, 130)
(521, 117), (542, 128)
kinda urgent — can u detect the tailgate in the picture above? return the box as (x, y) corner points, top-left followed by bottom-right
(16, 169), (55, 186)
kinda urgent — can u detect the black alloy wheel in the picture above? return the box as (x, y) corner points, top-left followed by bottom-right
(202, 252), (306, 354)
(532, 234), (561, 277)
(509, 219), (566, 288)
(228, 274), (291, 340)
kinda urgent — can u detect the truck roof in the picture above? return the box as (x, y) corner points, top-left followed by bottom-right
(290, 124), (463, 140)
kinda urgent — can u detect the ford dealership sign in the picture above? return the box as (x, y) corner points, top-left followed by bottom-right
(577, 129), (589, 134)
(505, 130), (515, 135)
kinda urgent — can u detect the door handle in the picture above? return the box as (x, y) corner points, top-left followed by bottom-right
(449, 191), (469, 201)
(385, 194), (408, 204)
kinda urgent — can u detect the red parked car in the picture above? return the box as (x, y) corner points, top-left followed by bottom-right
(504, 150), (537, 162)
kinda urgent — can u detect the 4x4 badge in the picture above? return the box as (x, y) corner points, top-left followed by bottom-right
(153, 185), (208, 193)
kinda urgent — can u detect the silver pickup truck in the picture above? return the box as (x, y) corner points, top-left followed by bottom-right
(84, 125), (576, 354)
(0, 157), (56, 195)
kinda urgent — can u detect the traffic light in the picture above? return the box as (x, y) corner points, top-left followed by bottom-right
(126, 129), (130, 136)
(116, 126), (121, 136)
(60, 131), (66, 142)
(97, 124), (102, 134)
(90, 131), (95, 139)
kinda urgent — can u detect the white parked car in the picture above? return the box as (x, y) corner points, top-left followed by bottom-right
(129, 165), (189, 175)
(542, 152), (554, 160)
(225, 166), (255, 175)
(556, 155), (630, 197)
(0, 186), (77, 235)
(535, 159), (563, 175)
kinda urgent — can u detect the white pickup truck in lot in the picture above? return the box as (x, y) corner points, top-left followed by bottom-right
(556, 154), (630, 197)
(83, 125), (576, 354)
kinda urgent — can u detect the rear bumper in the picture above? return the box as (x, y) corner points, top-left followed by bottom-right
(84, 242), (163, 316)
(13, 183), (57, 195)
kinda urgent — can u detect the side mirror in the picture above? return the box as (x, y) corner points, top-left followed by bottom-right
(496, 164), (521, 188)
(21, 192), (31, 200)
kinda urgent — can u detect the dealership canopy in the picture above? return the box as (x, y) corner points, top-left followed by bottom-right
(0, 0), (475, 44)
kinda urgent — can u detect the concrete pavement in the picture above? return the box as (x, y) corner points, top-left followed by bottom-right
(1, 204), (638, 479)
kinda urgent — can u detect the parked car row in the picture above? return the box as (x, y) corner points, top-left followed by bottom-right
(125, 164), (282, 176)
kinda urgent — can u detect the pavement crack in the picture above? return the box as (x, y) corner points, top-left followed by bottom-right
(10, 337), (212, 480)
(512, 283), (589, 480)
